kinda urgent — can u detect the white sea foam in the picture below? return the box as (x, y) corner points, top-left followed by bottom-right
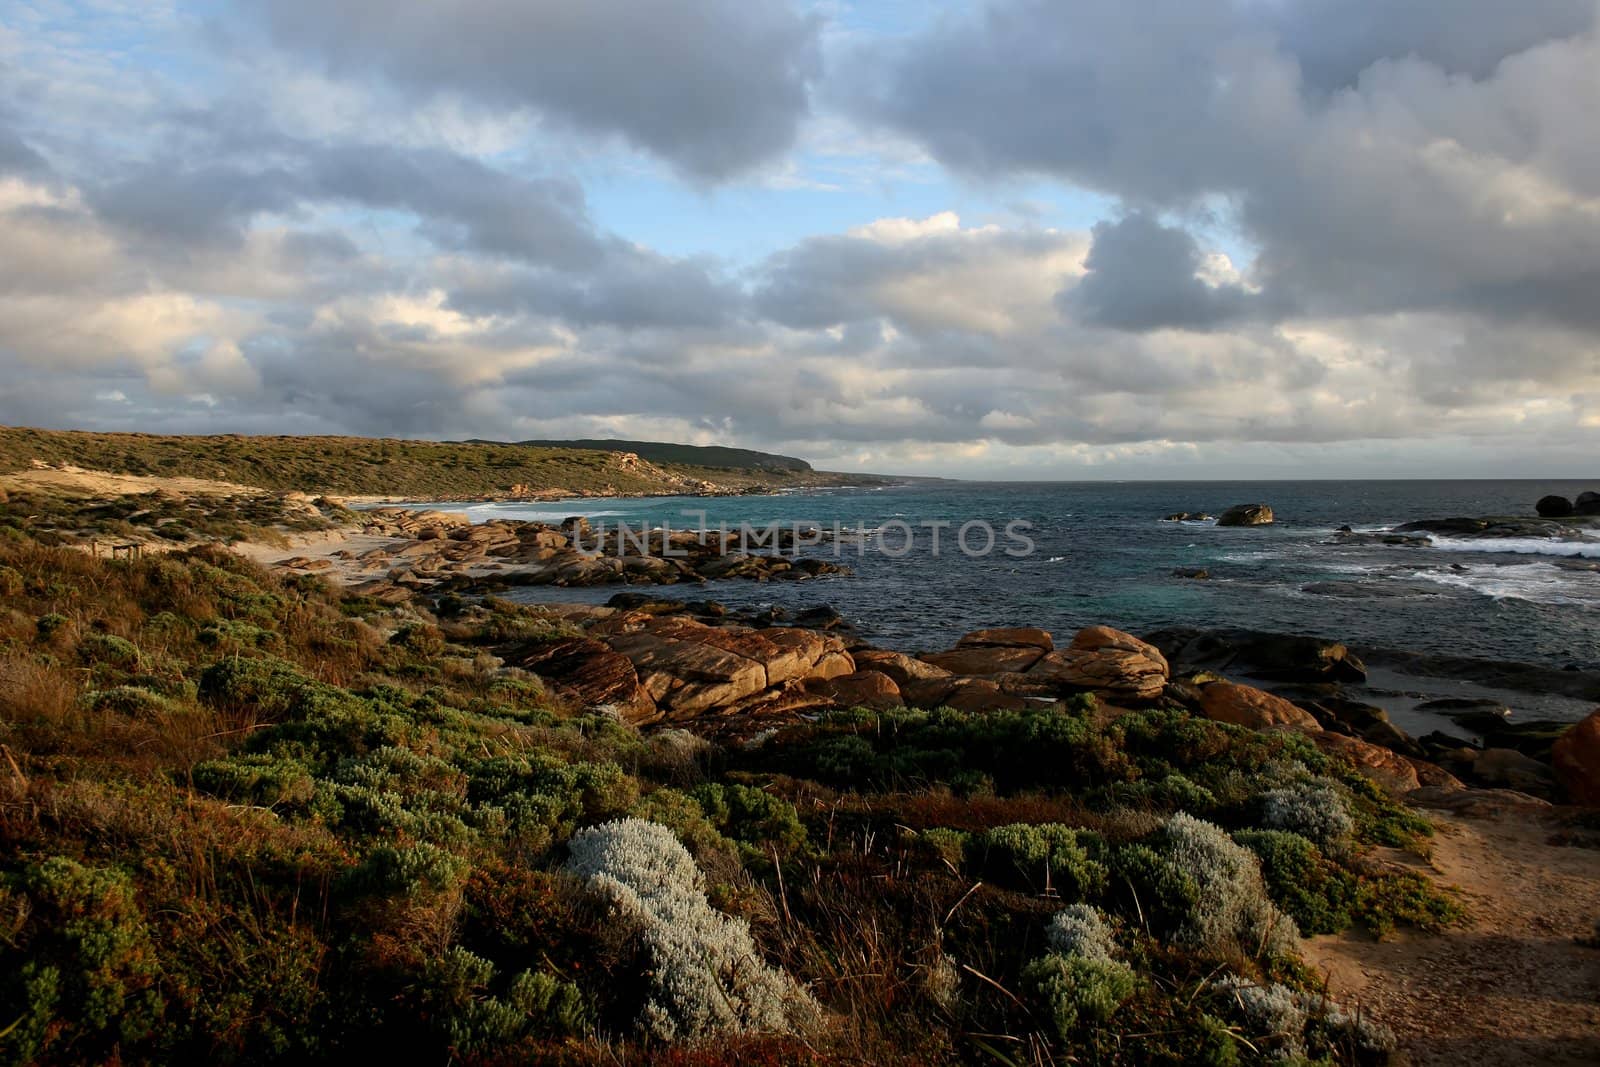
(1427, 536), (1600, 559)
(1414, 563), (1600, 606)
(461, 504), (629, 522)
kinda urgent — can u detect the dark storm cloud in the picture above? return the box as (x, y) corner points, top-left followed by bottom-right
(0, 122), (47, 175)
(443, 251), (743, 331)
(88, 139), (608, 269)
(852, 0), (1600, 334)
(1264, 0), (1596, 92)
(1064, 213), (1262, 332)
(238, 0), (821, 180)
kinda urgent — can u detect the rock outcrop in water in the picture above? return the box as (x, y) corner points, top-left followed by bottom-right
(1215, 502), (1274, 526)
(1537, 494), (1574, 517)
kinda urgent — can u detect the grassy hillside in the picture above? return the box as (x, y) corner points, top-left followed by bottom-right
(512, 439), (811, 472)
(0, 428), (854, 499)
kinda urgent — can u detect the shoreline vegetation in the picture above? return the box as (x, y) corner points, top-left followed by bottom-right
(1, 429), (1598, 1065)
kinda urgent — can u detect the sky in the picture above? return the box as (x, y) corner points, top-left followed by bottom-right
(1, 0), (1598, 479)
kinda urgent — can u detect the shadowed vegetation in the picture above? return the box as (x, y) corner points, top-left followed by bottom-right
(0, 518), (1454, 1064)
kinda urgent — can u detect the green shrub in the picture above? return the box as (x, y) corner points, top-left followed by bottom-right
(35, 613), (69, 641)
(979, 823), (1107, 897)
(191, 753), (319, 809)
(410, 947), (589, 1052)
(84, 685), (174, 717)
(346, 843), (470, 899)
(690, 783), (807, 862)
(197, 655), (340, 722)
(0, 858), (164, 1066)
(198, 619), (284, 654)
(912, 827), (971, 868)
(1022, 954), (1137, 1041)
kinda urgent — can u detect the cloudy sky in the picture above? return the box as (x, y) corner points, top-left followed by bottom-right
(2, 0), (1598, 477)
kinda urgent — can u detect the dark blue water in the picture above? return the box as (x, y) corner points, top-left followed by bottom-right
(474, 480), (1600, 668)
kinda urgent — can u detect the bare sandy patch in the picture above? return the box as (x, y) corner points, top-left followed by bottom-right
(1306, 801), (1600, 1065)
(0, 463), (269, 498)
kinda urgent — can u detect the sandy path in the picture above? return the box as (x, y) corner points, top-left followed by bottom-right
(1306, 799), (1600, 1066)
(231, 530), (408, 582)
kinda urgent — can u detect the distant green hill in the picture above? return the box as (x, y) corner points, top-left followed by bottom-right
(508, 439), (812, 472)
(0, 427), (850, 499)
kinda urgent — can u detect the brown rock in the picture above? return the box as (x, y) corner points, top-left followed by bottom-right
(1471, 747), (1557, 797)
(606, 626), (769, 718)
(956, 627), (1054, 651)
(1406, 757), (1466, 792)
(1028, 650), (1150, 700)
(805, 670), (903, 710)
(1025, 626), (1170, 702)
(853, 649), (954, 689)
(1199, 681), (1321, 732)
(514, 637), (658, 724)
(1551, 709), (1600, 805)
(1070, 626), (1170, 672)
(808, 649), (857, 681)
(901, 676), (962, 708)
(941, 678), (1029, 713)
(1312, 732), (1421, 795)
(1216, 503), (1274, 526)
(921, 645), (1046, 676)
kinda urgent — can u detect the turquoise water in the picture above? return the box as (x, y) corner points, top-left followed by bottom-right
(470, 480), (1600, 667)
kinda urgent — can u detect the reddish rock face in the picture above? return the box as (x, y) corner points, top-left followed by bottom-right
(1029, 648), (1166, 702)
(1312, 732), (1420, 795)
(1550, 709), (1600, 805)
(1069, 626), (1170, 674)
(940, 678), (1029, 713)
(1018, 627), (1169, 702)
(853, 649), (954, 689)
(1198, 682), (1321, 732)
(595, 616), (855, 720)
(513, 637), (658, 725)
(804, 670), (903, 710)
(920, 645), (1047, 676)
(956, 627), (1054, 651)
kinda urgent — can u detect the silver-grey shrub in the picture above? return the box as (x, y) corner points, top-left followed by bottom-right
(564, 818), (819, 1042)
(1165, 812), (1298, 959)
(1259, 779), (1353, 849)
(1044, 904), (1119, 964)
(1214, 975), (1395, 1060)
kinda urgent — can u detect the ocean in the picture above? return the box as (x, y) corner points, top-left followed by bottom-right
(468, 480), (1600, 675)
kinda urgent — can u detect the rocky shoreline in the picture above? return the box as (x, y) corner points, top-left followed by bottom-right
(251, 496), (1600, 807)
(269, 506), (852, 601)
(427, 589), (1599, 809)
